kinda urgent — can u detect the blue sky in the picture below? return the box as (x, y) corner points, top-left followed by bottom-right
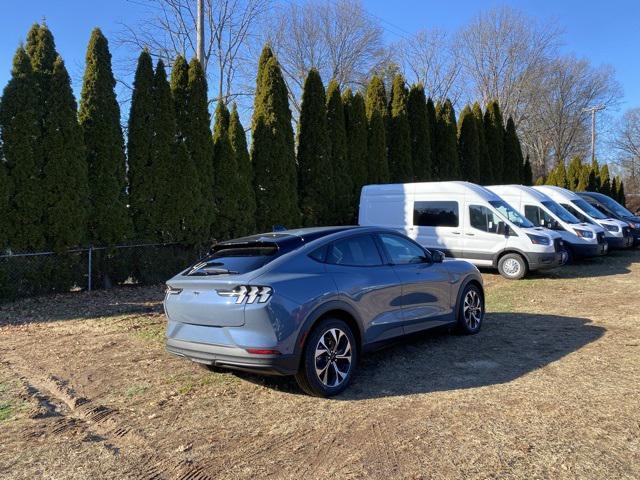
(1, 0), (639, 112)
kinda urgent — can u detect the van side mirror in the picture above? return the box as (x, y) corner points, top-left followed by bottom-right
(431, 250), (445, 263)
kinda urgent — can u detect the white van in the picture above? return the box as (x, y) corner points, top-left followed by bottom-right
(534, 186), (634, 250)
(488, 185), (608, 262)
(359, 181), (567, 279)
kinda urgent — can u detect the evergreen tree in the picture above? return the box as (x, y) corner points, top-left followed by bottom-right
(426, 97), (437, 178)
(26, 23), (57, 75)
(457, 105), (481, 183)
(522, 155), (533, 186)
(212, 101), (241, 238)
(42, 56), (88, 252)
(251, 45), (299, 231)
(588, 159), (600, 191)
(555, 162), (568, 188)
(473, 102), (492, 185)
(387, 74), (413, 182)
(326, 80), (351, 224)
(434, 100), (459, 180)
(186, 58), (215, 239)
(577, 162), (589, 191)
(297, 69), (333, 226)
(611, 177), (618, 202)
(534, 176), (546, 186)
(365, 75), (389, 183)
(128, 50), (156, 241)
(343, 89), (368, 212)
(229, 104), (256, 236)
(0, 160), (8, 250)
(484, 101), (505, 183)
(79, 28), (130, 245)
(546, 167), (557, 186)
(567, 156), (583, 191)
(407, 84), (431, 181)
(617, 180), (626, 206)
(599, 164), (612, 196)
(0, 47), (44, 250)
(503, 117), (522, 184)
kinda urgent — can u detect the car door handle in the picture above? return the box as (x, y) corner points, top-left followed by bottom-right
(465, 233), (475, 236)
(452, 231), (461, 235)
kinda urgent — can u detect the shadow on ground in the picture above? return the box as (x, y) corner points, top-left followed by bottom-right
(240, 311), (605, 399)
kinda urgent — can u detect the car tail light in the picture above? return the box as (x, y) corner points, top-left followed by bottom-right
(245, 348), (281, 355)
(216, 285), (273, 304)
(165, 285), (183, 295)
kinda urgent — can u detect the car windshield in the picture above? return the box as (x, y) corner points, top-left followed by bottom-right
(541, 200), (580, 224)
(571, 199), (607, 219)
(489, 200), (534, 228)
(595, 195), (634, 217)
(185, 245), (278, 276)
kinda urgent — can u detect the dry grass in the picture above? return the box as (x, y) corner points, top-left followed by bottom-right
(0, 250), (639, 479)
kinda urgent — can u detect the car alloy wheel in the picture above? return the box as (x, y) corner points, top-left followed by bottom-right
(463, 289), (482, 330)
(502, 257), (521, 277)
(314, 328), (353, 388)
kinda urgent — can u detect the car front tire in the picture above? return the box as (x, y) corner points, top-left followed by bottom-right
(295, 318), (357, 397)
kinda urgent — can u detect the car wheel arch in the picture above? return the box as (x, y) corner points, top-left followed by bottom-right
(453, 276), (484, 322)
(493, 249), (530, 269)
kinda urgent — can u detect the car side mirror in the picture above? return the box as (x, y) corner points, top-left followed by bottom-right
(431, 250), (445, 263)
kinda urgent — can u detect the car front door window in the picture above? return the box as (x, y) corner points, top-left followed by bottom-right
(378, 233), (427, 265)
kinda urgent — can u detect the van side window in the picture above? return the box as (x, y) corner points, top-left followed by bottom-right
(414, 201), (459, 227)
(469, 205), (500, 233)
(563, 203), (593, 224)
(524, 205), (555, 228)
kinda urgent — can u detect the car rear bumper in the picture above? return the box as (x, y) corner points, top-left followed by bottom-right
(571, 242), (608, 258)
(606, 236), (634, 249)
(166, 338), (300, 376)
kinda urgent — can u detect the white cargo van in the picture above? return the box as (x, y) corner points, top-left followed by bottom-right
(487, 185), (608, 262)
(534, 186), (634, 250)
(359, 181), (567, 279)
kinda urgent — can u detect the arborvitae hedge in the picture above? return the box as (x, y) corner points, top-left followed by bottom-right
(365, 75), (389, 184)
(213, 101), (241, 239)
(0, 47), (44, 251)
(407, 84), (431, 182)
(79, 28), (130, 245)
(522, 156), (533, 186)
(588, 159), (600, 191)
(434, 100), (459, 180)
(599, 164), (611, 196)
(484, 101), (505, 184)
(566, 156), (583, 191)
(42, 56), (88, 252)
(127, 50), (155, 241)
(503, 117), (522, 184)
(326, 80), (352, 225)
(343, 89), (368, 216)
(229, 104), (256, 236)
(186, 58), (215, 240)
(251, 46), (299, 231)
(387, 74), (413, 182)
(473, 102), (492, 185)
(297, 69), (333, 226)
(617, 180), (626, 205)
(457, 105), (481, 183)
(0, 159), (8, 250)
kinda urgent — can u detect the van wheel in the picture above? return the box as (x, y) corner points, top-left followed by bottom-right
(561, 246), (573, 265)
(498, 253), (528, 280)
(295, 318), (357, 397)
(457, 283), (484, 334)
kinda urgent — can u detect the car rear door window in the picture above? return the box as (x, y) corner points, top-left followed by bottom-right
(378, 233), (427, 265)
(326, 235), (383, 267)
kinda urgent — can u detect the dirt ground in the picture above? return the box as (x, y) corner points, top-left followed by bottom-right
(1, 250), (639, 480)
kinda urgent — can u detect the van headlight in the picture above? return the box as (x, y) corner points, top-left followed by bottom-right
(526, 233), (550, 245)
(603, 224), (620, 232)
(217, 285), (273, 304)
(573, 229), (594, 239)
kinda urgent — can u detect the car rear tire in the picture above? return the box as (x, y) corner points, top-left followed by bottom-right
(456, 283), (484, 334)
(497, 253), (528, 280)
(295, 318), (357, 397)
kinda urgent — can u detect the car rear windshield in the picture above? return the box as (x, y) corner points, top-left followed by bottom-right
(571, 199), (607, 219)
(185, 245), (278, 276)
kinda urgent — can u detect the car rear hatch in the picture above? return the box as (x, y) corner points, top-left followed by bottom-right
(164, 241), (284, 328)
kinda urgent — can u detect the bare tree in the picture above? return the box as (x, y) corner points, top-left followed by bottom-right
(118, 0), (271, 103)
(395, 29), (462, 105)
(611, 108), (640, 193)
(457, 6), (561, 126)
(262, 0), (388, 114)
(519, 56), (621, 174)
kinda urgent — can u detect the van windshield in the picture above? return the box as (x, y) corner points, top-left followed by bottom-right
(489, 200), (534, 228)
(541, 200), (580, 224)
(595, 195), (634, 217)
(571, 199), (607, 219)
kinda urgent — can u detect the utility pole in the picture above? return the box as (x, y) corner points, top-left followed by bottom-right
(583, 104), (606, 164)
(196, 0), (205, 69)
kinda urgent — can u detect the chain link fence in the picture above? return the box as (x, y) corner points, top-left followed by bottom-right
(0, 243), (204, 302)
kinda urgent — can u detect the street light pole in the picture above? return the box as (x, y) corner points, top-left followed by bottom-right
(196, 0), (205, 69)
(583, 104), (606, 164)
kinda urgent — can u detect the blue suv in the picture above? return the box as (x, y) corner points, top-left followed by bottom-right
(164, 226), (484, 396)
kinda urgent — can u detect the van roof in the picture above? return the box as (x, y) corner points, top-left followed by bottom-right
(488, 184), (552, 203)
(362, 181), (502, 200)
(534, 185), (580, 200)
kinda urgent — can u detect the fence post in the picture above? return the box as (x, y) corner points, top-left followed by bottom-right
(87, 245), (93, 292)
